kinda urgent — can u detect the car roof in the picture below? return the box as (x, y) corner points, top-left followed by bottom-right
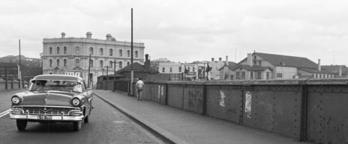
(31, 74), (83, 82)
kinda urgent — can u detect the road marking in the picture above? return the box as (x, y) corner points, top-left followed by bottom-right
(0, 109), (11, 118)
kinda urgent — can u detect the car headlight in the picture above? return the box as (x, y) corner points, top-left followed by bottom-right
(71, 98), (81, 107)
(11, 96), (21, 105)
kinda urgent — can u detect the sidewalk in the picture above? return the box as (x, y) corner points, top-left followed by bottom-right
(94, 90), (310, 144)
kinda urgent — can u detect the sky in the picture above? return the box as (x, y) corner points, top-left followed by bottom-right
(1, 0), (348, 65)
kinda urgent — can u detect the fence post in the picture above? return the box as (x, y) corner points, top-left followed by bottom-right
(202, 84), (207, 115)
(300, 83), (308, 141)
(165, 83), (169, 105)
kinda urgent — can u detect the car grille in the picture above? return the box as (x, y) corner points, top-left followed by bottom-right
(22, 107), (74, 115)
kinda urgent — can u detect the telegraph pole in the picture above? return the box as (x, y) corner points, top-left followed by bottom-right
(87, 54), (91, 88)
(18, 39), (22, 88)
(130, 8), (134, 96)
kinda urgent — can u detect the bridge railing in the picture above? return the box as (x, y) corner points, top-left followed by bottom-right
(99, 79), (348, 144)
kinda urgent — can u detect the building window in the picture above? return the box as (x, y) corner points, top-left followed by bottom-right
(64, 47), (67, 54)
(75, 47), (80, 54)
(236, 72), (240, 79)
(119, 61), (122, 69)
(250, 72), (254, 79)
(170, 67), (172, 72)
(49, 59), (52, 67)
(56, 59), (60, 66)
(135, 51), (138, 58)
(241, 72), (246, 79)
(90, 60), (93, 68)
(109, 49), (113, 56)
(99, 48), (104, 56)
(193, 67), (195, 72)
(276, 73), (283, 78)
(75, 59), (80, 66)
(99, 60), (104, 68)
(64, 59), (67, 67)
(127, 50), (130, 57)
(179, 67), (182, 72)
(109, 61), (113, 68)
(266, 72), (270, 79)
(119, 49), (122, 57)
(127, 61), (130, 66)
(49, 47), (52, 54)
(256, 72), (262, 79)
(162, 67), (165, 72)
(89, 47), (93, 55)
(57, 47), (60, 54)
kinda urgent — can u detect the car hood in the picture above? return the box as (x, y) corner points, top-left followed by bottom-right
(17, 91), (77, 107)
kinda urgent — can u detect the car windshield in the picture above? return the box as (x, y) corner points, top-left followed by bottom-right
(29, 80), (84, 93)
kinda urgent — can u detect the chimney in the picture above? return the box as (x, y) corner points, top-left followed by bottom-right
(219, 57), (222, 61)
(106, 34), (112, 40)
(211, 58), (215, 62)
(86, 32), (92, 39)
(61, 32), (66, 38)
(339, 65), (343, 77)
(225, 56), (228, 65)
(318, 59), (321, 71)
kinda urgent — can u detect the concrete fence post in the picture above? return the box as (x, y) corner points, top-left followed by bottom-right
(300, 84), (309, 141)
(202, 84), (207, 115)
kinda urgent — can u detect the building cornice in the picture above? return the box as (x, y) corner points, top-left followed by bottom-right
(43, 38), (145, 48)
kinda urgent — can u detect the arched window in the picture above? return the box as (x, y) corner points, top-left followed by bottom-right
(75, 59), (80, 66)
(49, 47), (52, 54)
(127, 50), (130, 57)
(89, 47), (93, 55)
(119, 61), (122, 68)
(99, 48), (104, 56)
(57, 47), (60, 54)
(57, 59), (60, 66)
(64, 47), (67, 54)
(162, 67), (165, 72)
(100, 60), (104, 68)
(109, 61), (113, 68)
(90, 60), (93, 67)
(75, 47), (80, 54)
(119, 49), (122, 57)
(179, 67), (182, 72)
(64, 59), (67, 66)
(109, 49), (113, 56)
(49, 59), (52, 67)
(135, 51), (138, 58)
(170, 67), (172, 72)
(127, 61), (130, 66)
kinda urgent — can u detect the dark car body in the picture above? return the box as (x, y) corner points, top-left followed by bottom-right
(9, 74), (94, 131)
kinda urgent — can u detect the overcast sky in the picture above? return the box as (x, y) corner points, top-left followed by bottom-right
(1, 0), (348, 65)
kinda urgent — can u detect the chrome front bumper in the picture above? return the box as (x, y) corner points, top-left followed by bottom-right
(9, 113), (83, 121)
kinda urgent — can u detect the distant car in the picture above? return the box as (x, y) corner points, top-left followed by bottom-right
(9, 74), (94, 131)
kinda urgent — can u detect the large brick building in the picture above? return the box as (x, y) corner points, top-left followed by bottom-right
(42, 32), (145, 86)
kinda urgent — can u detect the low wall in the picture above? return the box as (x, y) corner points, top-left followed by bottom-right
(97, 79), (348, 144)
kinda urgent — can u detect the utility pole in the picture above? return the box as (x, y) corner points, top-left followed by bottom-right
(87, 54), (91, 88)
(130, 8), (134, 96)
(18, 39), (22, 88)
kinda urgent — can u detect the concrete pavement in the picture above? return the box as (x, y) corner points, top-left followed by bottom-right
(94, 90), (311, 144)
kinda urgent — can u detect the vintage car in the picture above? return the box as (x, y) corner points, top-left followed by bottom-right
(9, 74), (94, 131)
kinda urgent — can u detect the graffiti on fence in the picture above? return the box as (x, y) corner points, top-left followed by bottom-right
(219, 90), (226, 107)
(245, 91), (252, 119)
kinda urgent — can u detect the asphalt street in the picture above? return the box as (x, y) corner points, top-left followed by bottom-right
(0, 91), (162, 144)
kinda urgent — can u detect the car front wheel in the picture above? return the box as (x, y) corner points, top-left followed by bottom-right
(16, 120), (27, 131)
(73, 121), (82, 131)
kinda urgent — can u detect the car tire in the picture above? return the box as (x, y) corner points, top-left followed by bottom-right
(16, 120), (27, 131)
(73, 121), (82, 131)
(84, 116), (89, 123)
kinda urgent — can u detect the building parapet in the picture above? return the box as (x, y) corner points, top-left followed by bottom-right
(43, 38), (145, 48)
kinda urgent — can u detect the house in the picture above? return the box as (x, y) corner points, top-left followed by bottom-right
(230, 52), (336, 80)
(219, 62), (237, 80)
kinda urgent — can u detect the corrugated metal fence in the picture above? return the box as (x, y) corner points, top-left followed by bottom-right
(99, 79), (348, 144)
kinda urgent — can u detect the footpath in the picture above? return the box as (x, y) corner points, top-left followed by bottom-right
(94, 90), (310, 144)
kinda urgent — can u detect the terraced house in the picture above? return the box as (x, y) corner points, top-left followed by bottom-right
(42, 32), (145, 86)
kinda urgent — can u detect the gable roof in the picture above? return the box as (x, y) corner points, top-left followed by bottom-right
(218, 62), (237, 71)
(255, 52), (318, 69)
(231, 65), (272, 71)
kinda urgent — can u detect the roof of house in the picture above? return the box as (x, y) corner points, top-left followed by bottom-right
(231, 65), (272, 71)
(218, 62), (237, 71)
(254, 52), (318, 69)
